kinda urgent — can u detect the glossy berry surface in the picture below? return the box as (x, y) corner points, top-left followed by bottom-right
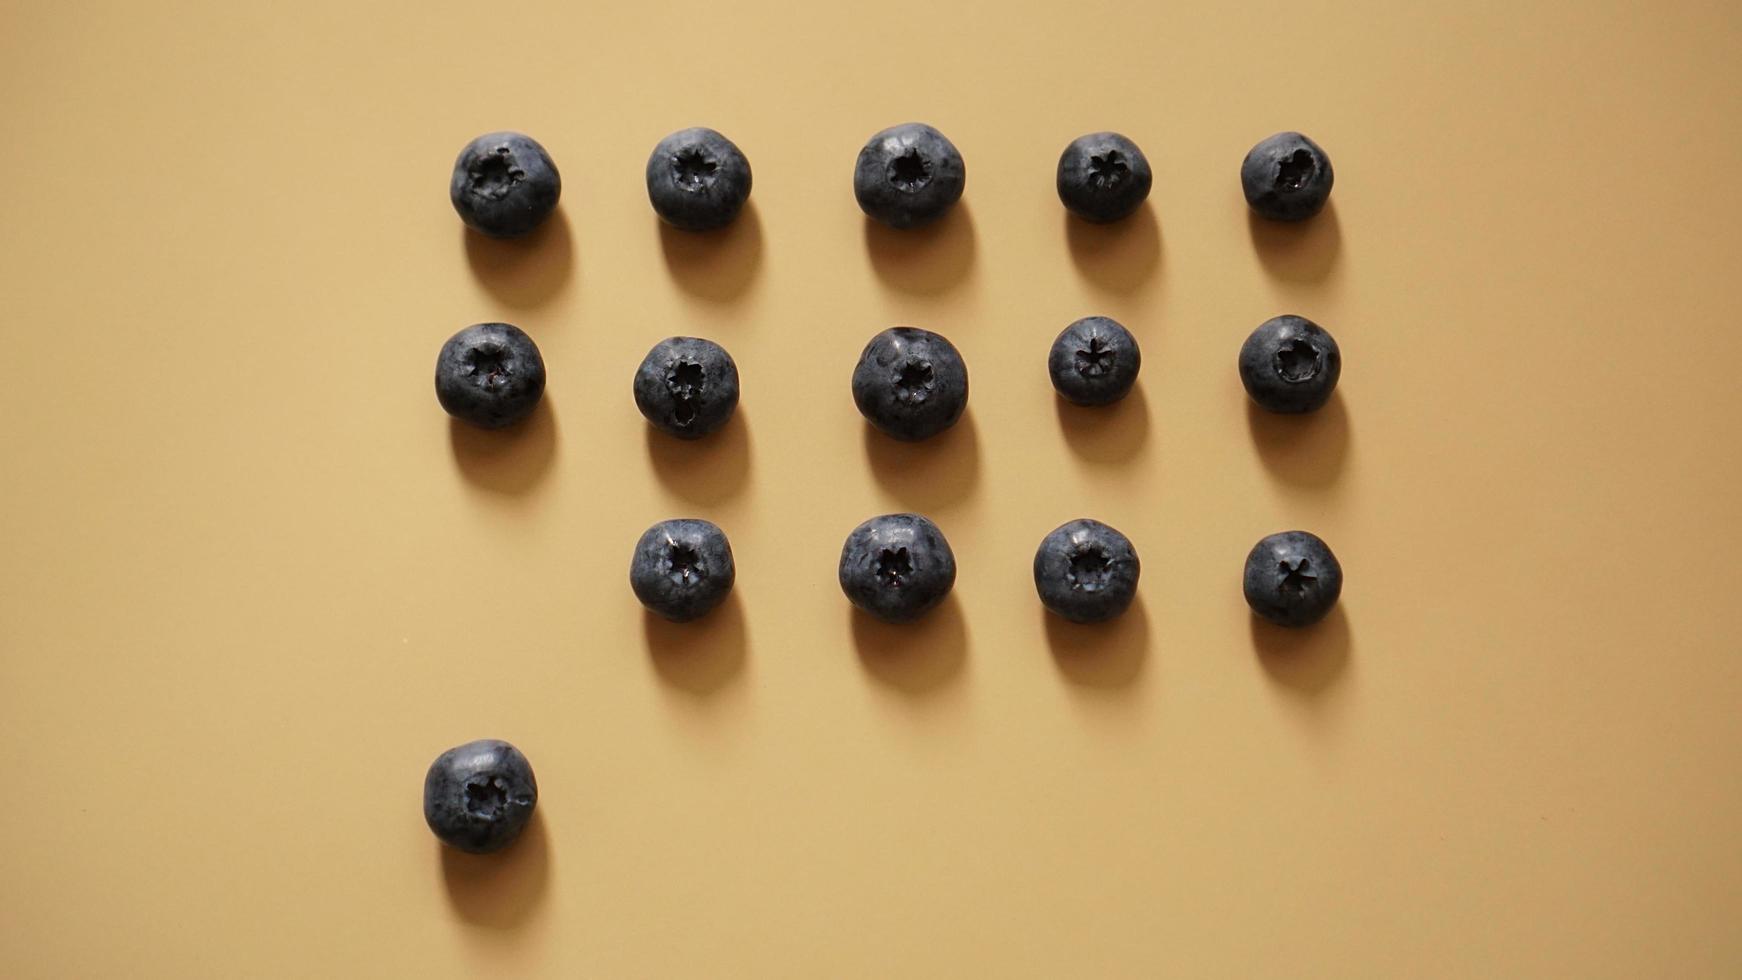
(435, 322), (546, 429)
(645, 127), (752, 231)
(1033, 519), (1141, 623)
(449, 132), (561, 238)
(422, 739), (538, 854)
(1242, 530), (1343, 627)
(1048, 316), (1141, 406)
(1238, 315), (1341, 414)
(1240, 131), (1333, 222)
(852, 327), (968, 441)
(633, 336), (740, 439)
(1056, 132), (1152, 223)
(853, 123), (966, 229)
(630, 518), (735, 622)
(838, 513), (957, 624)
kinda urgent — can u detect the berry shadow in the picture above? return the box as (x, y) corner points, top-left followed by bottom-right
(862, 410), (980, 511)
(1064, 203), (1161, 293)
(1043, 596), (1150, 689)
(1244, 393), (1349, 486)
(1054, 386), (1150, 464)
(851, 594), (968, 694)
(1246, 200), (1341, 283)
(1249, 604), (1351, 696)
(657, 201), (764, 302)
(645, 407), (752, 504)
(462, 209), (574, 309)
(862, 203), (977, 294)
(439, 810), (550, 928)
(448, 399), (558, 495)
(643, 591), (747, 696)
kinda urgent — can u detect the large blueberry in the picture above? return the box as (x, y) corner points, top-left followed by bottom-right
(630, 518), (735, 622)
(1048, 316), (1141, 406)
(633, 337), (739, 439)
(854, 123), (966, 229)
(645, 127), (752, 231)
(839, 513), (956, 623)
(435, 322), (547, 429)
(1238, 315), (1341, 414)
(1243, 530), (1343, 627)
(1056, 132), (1153, 223)
(1240, 132), (1333, 222)
(852, 327), (968, 441)
(449, 132), (561, 238)
(423, 739), (538, 854)
(1033, 519), (1141, 623)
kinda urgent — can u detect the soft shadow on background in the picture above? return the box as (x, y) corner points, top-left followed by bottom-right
(463, 210), (574, 308)
(657, 202), (763, 301)
(1055, 387), (1151, 464)
(645, 409), (752, 504)
(863, 204), (977, 294)
(852, 596), (968, 694)
(449, 400), (558, 494)
(642, 592), (748, 696)
(863, 411), (980, 510)
(1043, 598), (1150, 689)
(1250, 605), (1351, 696)
(1065, 204), (1161, 293)
(440, 812), (550, 928)
(1244, 395), (1349, 486)
(1246, 201), (1341, 282)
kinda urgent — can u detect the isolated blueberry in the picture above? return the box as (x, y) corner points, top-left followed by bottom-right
(645, 127), (752, 231)
(630, 518), (735, 622)
(435, 322), (547, 429)
(634, 337), (739, 439)
(1243, 530), (1343, 627)
(839, 513), (956, 623)
(1240, 132), (1333, 222)
(423, 739), (538, 854)
(449, 132), (561, 238)
(1033, 519), (1141, 623)
(1056, 132), (1153, 223)
(854, 123), (966, 229)
(1239, 315), (1341, 414)
(1049, 316), (1141, 406)
(852, 327), (968, 441)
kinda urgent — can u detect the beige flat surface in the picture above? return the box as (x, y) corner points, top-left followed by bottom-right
(3, 1), (1741, 976)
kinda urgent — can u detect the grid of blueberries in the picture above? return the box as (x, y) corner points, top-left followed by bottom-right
(425, 124), (1345, 854)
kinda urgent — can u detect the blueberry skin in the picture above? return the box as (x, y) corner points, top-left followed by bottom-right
(852, 327), (968, 441)
(630, 518), (736, 622)
(1238, 315), (1341, 414)
(435, 322), (547, 429)
(1056, 132), (1153, 223)
(1240, 132), (1333, 222)
(1243, 530), (1343, 628)
(854, 123), (966, 229)
(1033, 519), (1141, 623)
(645, 127), (752, 231)
(633, 337), (740, 440)
(839, 513), (957, 624)
(1049, 316), (1141, 406)
(423, 739), (538, 854)
(449, 132), (561, 238)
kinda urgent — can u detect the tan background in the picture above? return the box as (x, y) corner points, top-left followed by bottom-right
(2, 0), (1740, 976)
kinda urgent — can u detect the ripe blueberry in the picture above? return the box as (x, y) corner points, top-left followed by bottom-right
(1033, 519), (1141, 623)
(1056, 132), (1153, 223)
(645, 127), (752, 231)
(1240, 132), (1334, 222)
(633, 337), (739, 440)
(1049, 316), (1141, 406)
(1243, 530), (1343, 627)
(839, 513), (957, 623)
(630, 518), (735, 622)
(1238, 315), (1341, 414)
(435, 322), (547, 429)
(423, 739), (538, 854)
(854, 123), (966, 229)
(449, 132), (561, 238)
(852, 327), (968, 441)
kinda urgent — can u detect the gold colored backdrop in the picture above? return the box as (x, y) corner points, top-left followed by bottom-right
(2, 1), (1739, 976)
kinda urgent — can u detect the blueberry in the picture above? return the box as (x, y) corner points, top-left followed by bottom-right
(1056, 132), (1153, 223)
(1238, 315), (1341, 414)
(853, 123), (966, 229)
(423, 739), (538, 854)
(1243, 530), (1343, 627)
(1048, 316), (1141, 406)
(852, 327), (968, 441)
(1240, 132), (1333, 222)
(449, 132), (561, 238)
(838, 513), (956, 623)
(435, 322), (547, 429)
(645, 127), (753, 231)
(1033, 519), (1140, 623)
(630, 518), (735, 622)
(633, 337), (739, 439)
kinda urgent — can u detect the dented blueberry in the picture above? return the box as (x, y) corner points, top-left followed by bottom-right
(1049, 316), (1141, 406)
(1239, 314), (1341, 414)
(449, 132), (561, 238)
(645, 127), (752, 231)
(854, 123), (966, 229)
(435, 322), (547, 429)
(1033, 519), (1141, 623)
(1240, 132), (1333, 222)
(634, 337), (739, 439)
(1243, 530), (1343, 627)
(852, 327), (968, 441)
(1057, 132), (1153, 223)
(423, 739), (538, 854)
(839, 513), (957, 623)
(630, 518), (735, 622)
